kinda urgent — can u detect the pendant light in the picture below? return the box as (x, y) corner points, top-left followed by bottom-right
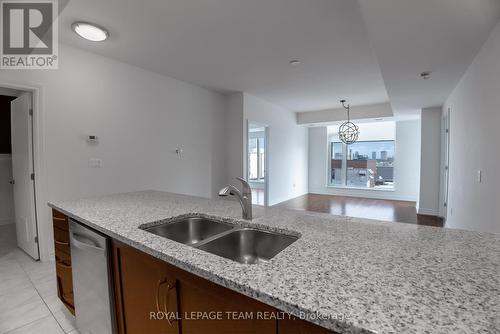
(338, 100), (359, 145)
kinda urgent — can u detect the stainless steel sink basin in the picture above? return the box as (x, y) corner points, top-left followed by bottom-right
(143, 217), (233, 246)
(196, 228), (298, 264)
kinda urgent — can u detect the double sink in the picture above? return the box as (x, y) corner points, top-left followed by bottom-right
(141, 216), (298, 264)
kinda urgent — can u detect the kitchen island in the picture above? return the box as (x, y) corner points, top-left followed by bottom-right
(49, 191), (500, 334)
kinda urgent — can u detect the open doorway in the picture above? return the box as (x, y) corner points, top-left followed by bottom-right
(247, 121), (269, 206)
(0, 87), (39, 260)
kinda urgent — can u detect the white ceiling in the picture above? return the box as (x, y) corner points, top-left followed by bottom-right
(57, 0), (500, 114)
(58, 0), (388, 112)
(358, 0), (500, 115)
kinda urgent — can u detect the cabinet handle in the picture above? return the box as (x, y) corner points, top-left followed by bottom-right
(163, 282), (177, 327)
(56, 260), (71, 269)
(155, 279), (168, 313)
(55, 240), (69, 246)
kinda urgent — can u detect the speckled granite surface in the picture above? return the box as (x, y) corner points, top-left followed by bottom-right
(48, 191), (500, 334)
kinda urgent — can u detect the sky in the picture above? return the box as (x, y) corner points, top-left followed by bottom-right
(334, 141), (395, 159)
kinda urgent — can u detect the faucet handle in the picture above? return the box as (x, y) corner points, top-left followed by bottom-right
(236, 177), (250, 189)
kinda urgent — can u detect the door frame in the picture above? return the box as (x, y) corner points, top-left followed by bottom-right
(1, 80), (46, 261)
(441, 108), (451, 221)
(246, 120), (269, 206)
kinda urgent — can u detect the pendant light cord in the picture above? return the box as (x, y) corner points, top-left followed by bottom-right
(341, 99), (350, 121)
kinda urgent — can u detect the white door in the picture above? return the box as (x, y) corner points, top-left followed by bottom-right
(442, 109), (450, 220)
(11, 92), (39, 260)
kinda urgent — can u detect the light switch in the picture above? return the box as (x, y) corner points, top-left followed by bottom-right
(477, 170), (482, 183)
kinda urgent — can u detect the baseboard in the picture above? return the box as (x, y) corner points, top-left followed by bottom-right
(308, 188), (417, 203)
(271, 191), (309, 206)
(417, 208), (439, 216)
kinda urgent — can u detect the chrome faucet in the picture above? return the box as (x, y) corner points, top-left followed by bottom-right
(219, 177), (253, 219)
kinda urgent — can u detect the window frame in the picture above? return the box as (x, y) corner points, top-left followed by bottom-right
(327, 139), (396, 191)
(248, 134), (265, 182)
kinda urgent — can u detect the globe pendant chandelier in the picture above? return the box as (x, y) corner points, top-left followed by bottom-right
(338, 99), (359, 145)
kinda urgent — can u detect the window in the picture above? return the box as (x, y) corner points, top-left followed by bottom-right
(330, 142), (344, 186)
(248, 131), (265, 181)
(328, 122), (395, 190)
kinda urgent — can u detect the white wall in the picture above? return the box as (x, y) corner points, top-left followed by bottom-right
(0, 154), (15, 225)
(297, 102), (393, 125)
(243, 93), (308, 205)
(308, 119), (421, 202)
(418, 107), (442, 215)
(0, 44), (227, 260)
(443, 21), (500, 233)
(223, 93), (244, 185)
(395, 120), (421, 202)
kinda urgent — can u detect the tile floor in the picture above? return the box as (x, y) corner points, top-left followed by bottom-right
(0, 224), (80, 334)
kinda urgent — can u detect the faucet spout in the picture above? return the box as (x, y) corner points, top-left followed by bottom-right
(218, 178), (253, 219)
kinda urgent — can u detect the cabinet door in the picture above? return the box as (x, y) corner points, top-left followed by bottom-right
(112, 241), (179, 334)
(177, 271), (276, 334)
(279, 316), (337, 334)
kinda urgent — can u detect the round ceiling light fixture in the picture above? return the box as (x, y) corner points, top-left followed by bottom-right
(72, 21), (109, 42)
(338, 99), (359, 145)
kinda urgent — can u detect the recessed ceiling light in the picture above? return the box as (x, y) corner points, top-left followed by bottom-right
(420, 71), (432, 79)
(289, 60), (301, 66)
(72, 21), (109, 42)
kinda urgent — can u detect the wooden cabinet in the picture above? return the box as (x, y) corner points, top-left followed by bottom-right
(279, 316), (336, 334)
(112, 241), (180, 334)
(52, 209), (75, 315)
(177, 269), (276, 334)
(112, 241), (275, 334)
(111, 241), (334, 334)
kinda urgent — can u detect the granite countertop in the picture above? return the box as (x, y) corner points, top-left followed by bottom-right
(48, 191), (500, 334)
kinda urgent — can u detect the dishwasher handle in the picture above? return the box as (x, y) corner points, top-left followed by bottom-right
(71, 232), (106, 254)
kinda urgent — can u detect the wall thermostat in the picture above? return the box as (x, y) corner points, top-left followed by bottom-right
(87, 135), (98, 144)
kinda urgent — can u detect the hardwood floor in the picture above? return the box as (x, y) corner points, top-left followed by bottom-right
(274, 193), (444, 227)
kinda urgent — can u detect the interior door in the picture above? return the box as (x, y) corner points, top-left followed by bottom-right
(11, 92), (39, 259)
(442, 110), (450, 220)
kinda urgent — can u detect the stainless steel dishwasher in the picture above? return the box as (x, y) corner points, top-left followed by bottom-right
(69, 219), (114, 334)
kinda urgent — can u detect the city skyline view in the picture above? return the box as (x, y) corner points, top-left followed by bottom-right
(345, 140), (395, 160)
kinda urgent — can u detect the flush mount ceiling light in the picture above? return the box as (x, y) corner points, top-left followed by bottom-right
(289, 59), (301, 66)
(338, 99), (359, 145)
(420, 71), (432, 79)
(72, 22), (109, 42)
